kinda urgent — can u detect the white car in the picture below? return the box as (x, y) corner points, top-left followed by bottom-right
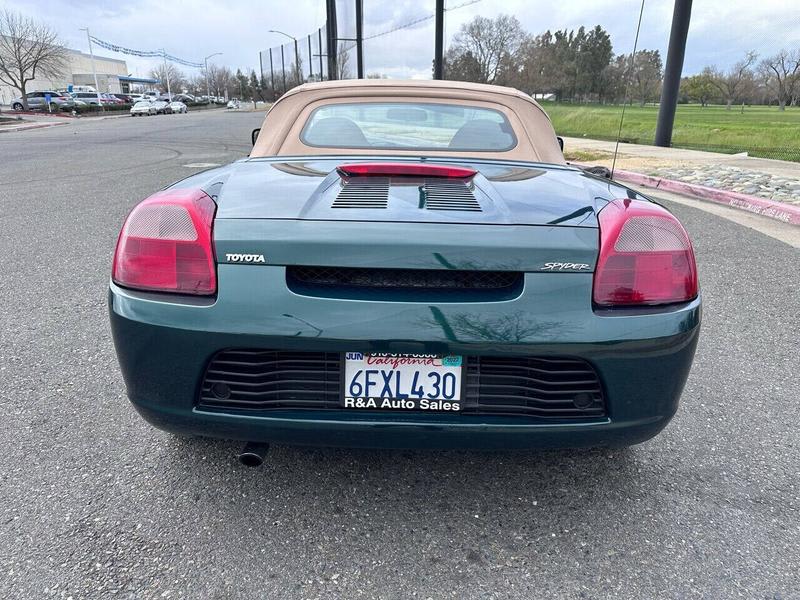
(168, 101), (188, 114)
(130, 101), (156, 116)
(226, 99), (240, 109)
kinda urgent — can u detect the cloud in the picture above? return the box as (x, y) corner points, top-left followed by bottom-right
(6, 0), (799, 81)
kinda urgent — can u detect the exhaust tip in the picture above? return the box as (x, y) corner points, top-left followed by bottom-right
(237, 442), (269, 467)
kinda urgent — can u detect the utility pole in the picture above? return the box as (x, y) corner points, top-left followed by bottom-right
(204, 52), (222, 104)
(326, 0), (338, 79)
(433, 0), (445, 79)
(655, 0), (693, 147)
(355, 0), (364, 78)
(80, 28), (103, 111)
(161, 50), (171, 100)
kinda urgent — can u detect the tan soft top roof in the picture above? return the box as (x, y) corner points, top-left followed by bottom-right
(252, 79), (565, 164)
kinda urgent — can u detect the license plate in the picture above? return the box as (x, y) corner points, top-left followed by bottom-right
(343, 352), (463, 412)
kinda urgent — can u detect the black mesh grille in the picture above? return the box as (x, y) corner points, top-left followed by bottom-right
(198, 350), (606, 418)
(287, 266), (521, 291)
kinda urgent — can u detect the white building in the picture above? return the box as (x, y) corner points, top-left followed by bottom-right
(0, 44), (154, 104)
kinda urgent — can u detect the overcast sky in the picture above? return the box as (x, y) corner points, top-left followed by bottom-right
(8, 0), (799, 81)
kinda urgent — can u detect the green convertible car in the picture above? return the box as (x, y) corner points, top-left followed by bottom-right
(109, 80), (700, 462)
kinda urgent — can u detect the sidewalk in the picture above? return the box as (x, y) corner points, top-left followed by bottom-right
(563, 137), (800, 206)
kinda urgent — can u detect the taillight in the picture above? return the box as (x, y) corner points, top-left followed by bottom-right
(593, 199), (698, 307)
(112, 188), (217, 295)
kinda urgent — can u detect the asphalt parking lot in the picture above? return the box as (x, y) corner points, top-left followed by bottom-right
(1, 110), (798, 599)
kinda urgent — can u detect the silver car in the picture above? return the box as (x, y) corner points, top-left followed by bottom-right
(168, 101), (188, 114)
(130, 101), (157, 116)
(11, 91), (75, 111)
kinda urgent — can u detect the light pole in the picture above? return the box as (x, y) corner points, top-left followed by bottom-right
(269, 30), (300, 86)
(79, 28), (103, 111)
(204, 52), (222, 105)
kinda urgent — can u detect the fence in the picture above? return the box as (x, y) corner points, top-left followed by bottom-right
(254, 1), (800, 163)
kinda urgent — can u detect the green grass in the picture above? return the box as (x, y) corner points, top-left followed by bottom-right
(544, 102), (800, 161)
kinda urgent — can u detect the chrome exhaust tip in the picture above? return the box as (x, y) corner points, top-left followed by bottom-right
(237, 442), (270, 467)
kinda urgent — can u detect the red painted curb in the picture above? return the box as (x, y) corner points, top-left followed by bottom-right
(609, 168), (800, 226)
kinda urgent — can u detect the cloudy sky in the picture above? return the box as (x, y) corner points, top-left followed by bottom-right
(7, 0), (799, 81)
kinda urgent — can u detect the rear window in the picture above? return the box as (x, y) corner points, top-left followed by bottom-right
(300, 102), (517, 152)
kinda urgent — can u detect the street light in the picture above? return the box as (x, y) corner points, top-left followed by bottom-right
(269, 30), (300, 87)
(204, 52), (222, 105)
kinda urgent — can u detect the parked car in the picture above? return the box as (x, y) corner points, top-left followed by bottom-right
(168, 101), (188, 114)
(130, 101), (157, 116)
(173, 94), (195, 103)
(71, 92), (104, 106)
(109, 80), (701, 460)
(11, 91), (75, 111)
(102, 93), (125, 105)
(113, 94), (134, 104)
(226, 99), (240, 109)
(151, 100), (171, 114)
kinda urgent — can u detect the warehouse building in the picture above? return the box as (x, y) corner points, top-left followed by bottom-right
(0, 44), (153, 104)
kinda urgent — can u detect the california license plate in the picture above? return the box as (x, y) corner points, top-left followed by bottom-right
(343, 352), (463, 411)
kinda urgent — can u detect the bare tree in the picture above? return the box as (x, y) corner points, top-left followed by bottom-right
(760, 49), (800, 110)
(0, 9), (67, 109)
(712, 51), (757, 109)
(149, 62), (186, 95)
(337, 43), (351, 80)
(447, 15), (525, 84)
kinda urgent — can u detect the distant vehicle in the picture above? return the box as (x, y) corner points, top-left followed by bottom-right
(143, 91), (159, 101)
(173, 94), (195, 103)
(168, 101), (188, 114)
(112, 94), (134, 104)
(151, 100), (171, 114)
(127, 94), (146, 103)
(102, 93), (125, 105)
(72, 85), (96, 93)
(226, 99), (240, 109)
(130, 101), (157, 116)
(71, 92), (104, 106)
(11, 91), (75, 111)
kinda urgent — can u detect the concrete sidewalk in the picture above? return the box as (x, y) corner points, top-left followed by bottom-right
(563, 137), (800, 206)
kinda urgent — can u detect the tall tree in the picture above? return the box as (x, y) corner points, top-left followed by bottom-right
(0, 9), (67, 109)
(682, 68), (718, 107)
(445, 15), (525, 84)
(627, 49), (663, 106)
(575, 26), (613, 100)
(760, 49), (800, 110)
(712, 51), (757, 109)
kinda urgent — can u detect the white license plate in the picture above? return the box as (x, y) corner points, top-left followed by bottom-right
(343, 352), (463, 411)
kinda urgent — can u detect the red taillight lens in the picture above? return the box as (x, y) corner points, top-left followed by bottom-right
(593, 199), (698, 306)
(112, 189), (217, 295)
(337, 163), (477, 179)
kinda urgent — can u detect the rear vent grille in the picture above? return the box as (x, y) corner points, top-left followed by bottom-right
(287, 266), (521, 291)
(422, 179), (481, 212)
(333, 177), (390, 209)
(198, 351), (606, 419)
(199, 350), (340, 409)
(465, 356), (606, 417)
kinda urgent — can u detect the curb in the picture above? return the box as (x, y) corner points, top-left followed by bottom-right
(0, 121), (68, 133)
(611, 168), (800, 226)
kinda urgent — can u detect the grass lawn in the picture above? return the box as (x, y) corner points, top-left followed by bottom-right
(544, 102), (800, 161)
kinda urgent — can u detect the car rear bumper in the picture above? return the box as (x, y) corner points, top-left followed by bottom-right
(109, 267), (701, 449)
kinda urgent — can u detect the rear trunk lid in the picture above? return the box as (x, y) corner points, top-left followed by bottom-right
(211, 157), (604, 272)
